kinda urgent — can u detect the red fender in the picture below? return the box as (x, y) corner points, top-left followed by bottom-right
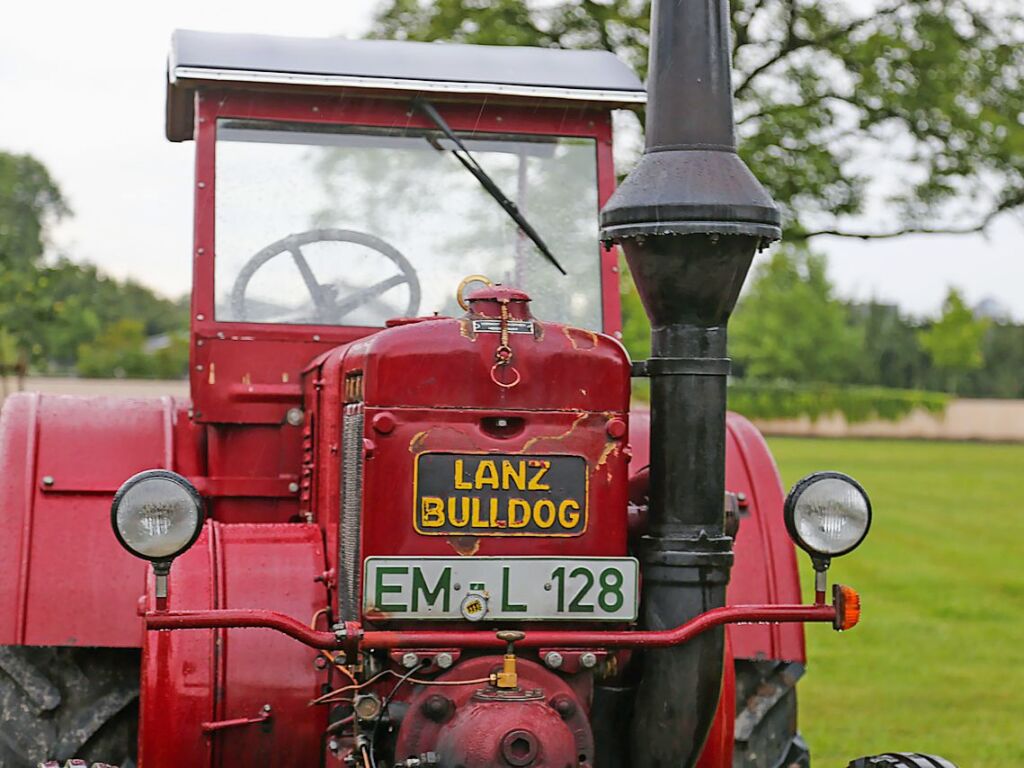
(695, 638), (736, 768)
(0, 393), (199, 647)
(628, 409), (805, 662)
(140, 521), (328, 767)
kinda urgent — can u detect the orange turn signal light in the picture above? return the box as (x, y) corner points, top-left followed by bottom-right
(832, 584), (861, 631)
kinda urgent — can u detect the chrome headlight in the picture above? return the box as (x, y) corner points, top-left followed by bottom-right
(111, 470), (204, 561)
(783, 471), (872, 560)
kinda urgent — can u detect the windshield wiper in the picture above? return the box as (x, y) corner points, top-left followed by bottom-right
(412, 97), (567, 276)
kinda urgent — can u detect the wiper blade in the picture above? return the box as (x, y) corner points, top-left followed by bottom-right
(412, 97), (567, 276)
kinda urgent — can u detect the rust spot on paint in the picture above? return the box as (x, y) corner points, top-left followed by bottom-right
(518, 412), (588, 453)
(448, 537), (480, 556)
(595, 441), (619, 470)
(241, 372), (252, 387)
(595, 442), (622, 482)
(207, 363), (216, 385)
(563, 327), (598, 350)
(408, 430), (429, 454)
(282, 372), (290, 383)
(458, 317), (477, 341)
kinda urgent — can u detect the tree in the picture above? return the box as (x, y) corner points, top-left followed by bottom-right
(917, 288), (990, 393)
(369, 0), (1024, 241)
(0, 150), (190, 378)
(848, 300), (930, 390)
(0, 152), (68, 270)
(730, 247), (863, 382)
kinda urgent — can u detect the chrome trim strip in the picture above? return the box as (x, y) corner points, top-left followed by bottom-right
(171, 66), (647, 104)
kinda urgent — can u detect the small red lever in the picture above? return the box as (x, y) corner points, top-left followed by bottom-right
(201, 705), (272, 734)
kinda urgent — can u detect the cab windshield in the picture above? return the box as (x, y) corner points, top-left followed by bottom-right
(214, 119), (602, 329)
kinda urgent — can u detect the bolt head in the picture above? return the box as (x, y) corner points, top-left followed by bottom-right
(543, 651), (564, 669)
(435, 652), (454, 669)
(580, 652), (598, 669)
(286, 407), (304, 426)
(402, 652), (420, 669)
(41, 475), (54, 487)
(288, 481), (300, 493)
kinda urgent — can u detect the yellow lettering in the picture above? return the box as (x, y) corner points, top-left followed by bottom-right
(502, 460), (526, 491)
(470, 497), (488, 527)
(558, 499), (581, 529)
(527, 462), (550, 491)
(508, 499), (531, 528)
(475, 460), (499, 489)
(534, 499), (556, 528)
(448, 497), (470, 527)
(488, 498), (506, 528)
(454, 460), (473, 490)
(420, 497), (445, 527)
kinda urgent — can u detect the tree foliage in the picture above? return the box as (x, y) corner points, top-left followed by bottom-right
(730, 247), (863, 382)
(370, 0), (1024, 240)
(917, 288), (991, 391)
(0, 150), (189, 379)
(0, 152), (68, 270)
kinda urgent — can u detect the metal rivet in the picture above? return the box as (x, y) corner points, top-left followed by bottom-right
(544, 651), (563, 669)
(196, 339), (204, 347)
(197, 181), (206, 188)
(262, 704), (272, 713)
(197, 247), (205, 255)
(611, 265), (619, 273)
(613, 330), (623, 339)
(402, 652), (420, 669)
(435, 652), (454, 669)
(41, 475), (55, 487)
(286, 407), (304, 427)
(195, 365), (204, 372)
(196, 314), (205, 321)
(288, 482), (300, 493)
(580, 652), (598, 669)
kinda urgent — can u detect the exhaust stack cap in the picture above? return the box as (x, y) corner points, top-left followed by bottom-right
(600, 0), (781, 245)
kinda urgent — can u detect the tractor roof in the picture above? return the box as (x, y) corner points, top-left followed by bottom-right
(167, 30), (646, 141)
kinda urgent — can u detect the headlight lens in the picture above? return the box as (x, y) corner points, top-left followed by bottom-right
(111, 470), (204, 561)
(784, 472), (871, 558)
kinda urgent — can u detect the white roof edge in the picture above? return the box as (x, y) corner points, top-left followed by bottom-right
(171, 66), (648, 105)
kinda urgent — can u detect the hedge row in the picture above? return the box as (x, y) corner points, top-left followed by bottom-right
(632, 380), (950, 423)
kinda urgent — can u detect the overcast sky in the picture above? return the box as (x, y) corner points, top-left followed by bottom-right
(2, 0), (1021, 321)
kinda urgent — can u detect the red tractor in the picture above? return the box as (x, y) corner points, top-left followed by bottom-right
(0, 2), (955, 767)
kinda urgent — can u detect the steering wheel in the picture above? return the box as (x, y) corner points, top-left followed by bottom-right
(230, 229), (421, 324)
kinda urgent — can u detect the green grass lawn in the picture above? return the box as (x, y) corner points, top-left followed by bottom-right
(767, 437), (1024, 768)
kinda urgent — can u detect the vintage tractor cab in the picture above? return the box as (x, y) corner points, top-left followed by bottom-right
(0, 4), (956, 768)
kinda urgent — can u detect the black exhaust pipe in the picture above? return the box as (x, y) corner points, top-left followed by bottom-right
(600, 0), (780, 765)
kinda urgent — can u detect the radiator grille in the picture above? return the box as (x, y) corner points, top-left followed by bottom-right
(338, 403), (365, 621)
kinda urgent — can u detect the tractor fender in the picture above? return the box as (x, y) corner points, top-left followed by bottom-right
(628, 409), (805, 662)
(0, 393), (199, 648)
(139, 521), (328, 768)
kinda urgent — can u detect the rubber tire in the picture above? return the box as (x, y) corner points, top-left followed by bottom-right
(733, 660), (810, 768)
(848, 755), (958, 768)
(0, 646), (139, 768)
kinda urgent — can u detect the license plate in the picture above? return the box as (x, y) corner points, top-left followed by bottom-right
(413, 453), (588, 537)
(363, 557), (638, 622)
